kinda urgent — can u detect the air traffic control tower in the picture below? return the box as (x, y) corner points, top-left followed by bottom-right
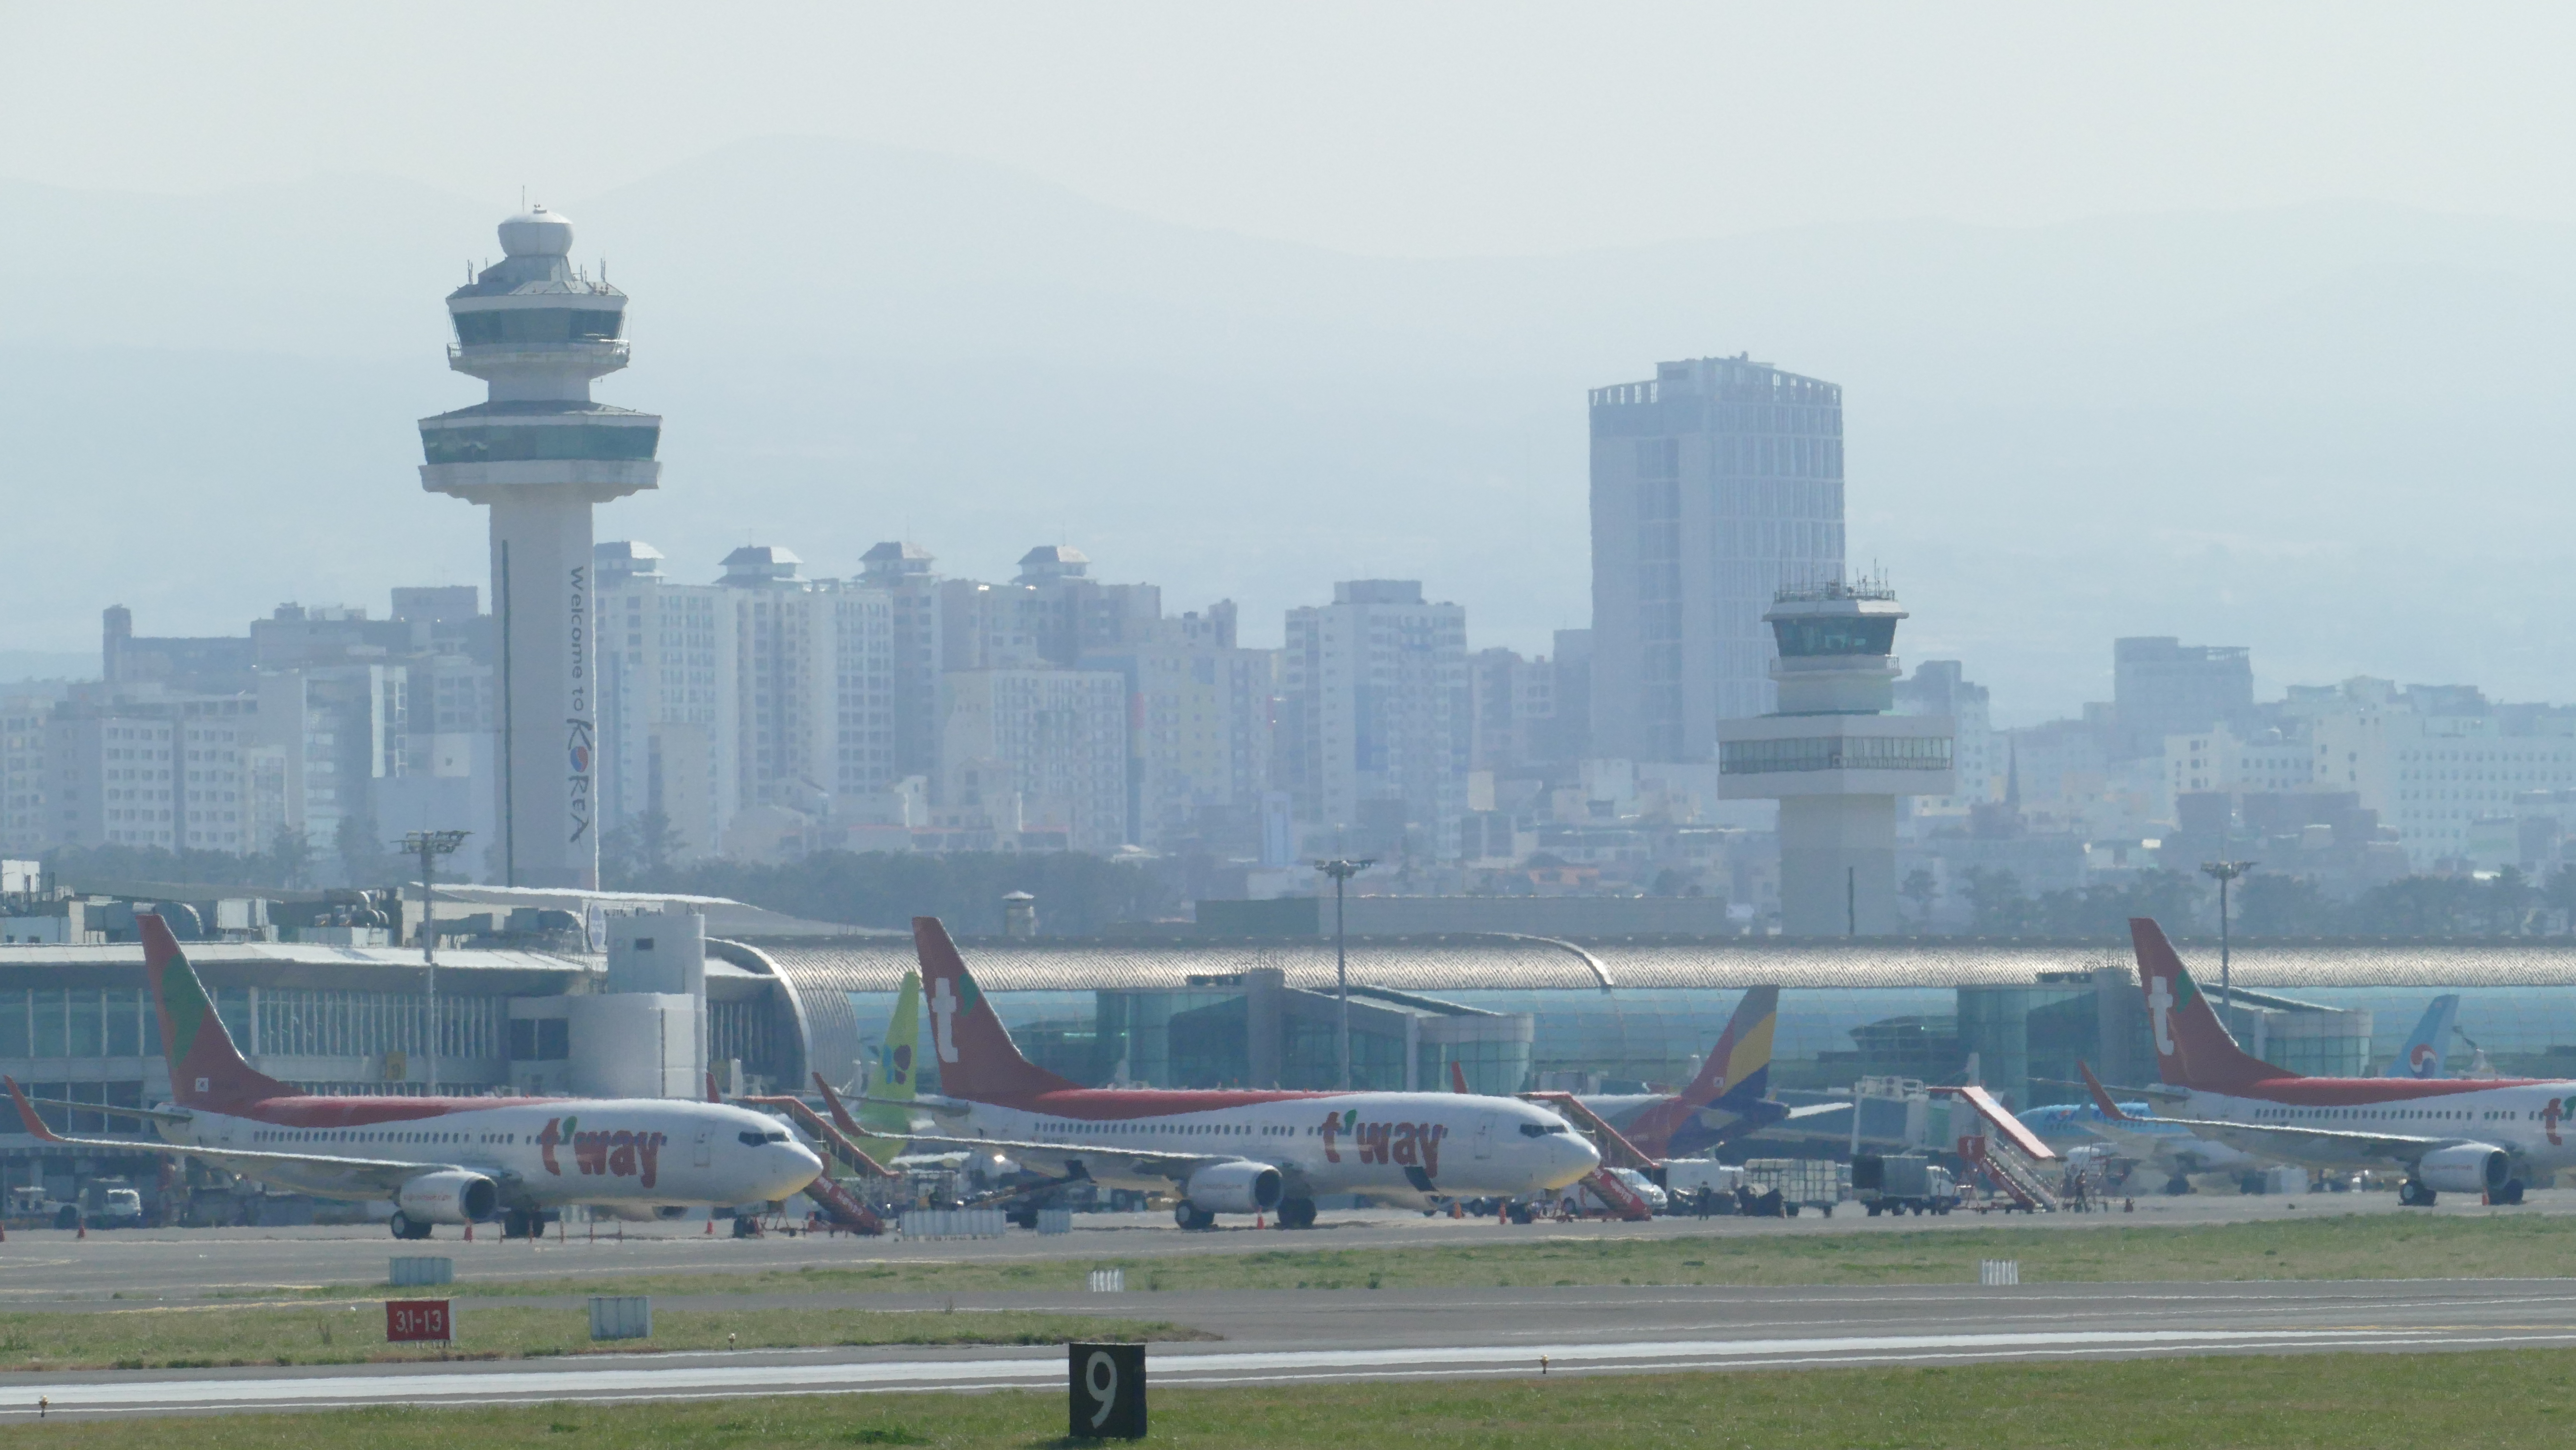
(419, 207), (660, 888)
(1716, 579), (1952, 935)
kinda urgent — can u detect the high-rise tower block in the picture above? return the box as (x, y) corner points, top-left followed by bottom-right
(419, 207), (660, 888)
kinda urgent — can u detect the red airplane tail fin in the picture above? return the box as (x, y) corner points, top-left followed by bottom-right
(143, 913), (291, 1108)
(913, 917), (1079, 1105)
(814, 1072), (865, 1134)
(2130, 917), (2286, 1093)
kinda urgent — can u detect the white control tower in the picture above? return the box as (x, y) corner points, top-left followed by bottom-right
(1716, 579), (1953, 935)
(419, 207), (660, 888)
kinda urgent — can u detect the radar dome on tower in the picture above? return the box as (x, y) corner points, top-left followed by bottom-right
(497, 204), (575, 258)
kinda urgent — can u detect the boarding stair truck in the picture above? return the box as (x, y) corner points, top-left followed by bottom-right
(1935, 1085), (2061, 1213)
(731, 1090), (891, 1235)
(1741, 1158), (1851, 1216)
(1520, 1090), (1660, 1221)
(1851, 1153), (1957, 1216)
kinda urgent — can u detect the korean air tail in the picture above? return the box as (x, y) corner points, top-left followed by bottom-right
(2130, 917), (2286, 1094)
(913, 917), (1079, 1105)
(142, 913), (291, 1109)
(2383, 994), (2460, 1079)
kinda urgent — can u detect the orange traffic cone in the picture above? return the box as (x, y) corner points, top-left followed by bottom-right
(464, 1223), (474, 1241)
(705, 1217), (714, 1235)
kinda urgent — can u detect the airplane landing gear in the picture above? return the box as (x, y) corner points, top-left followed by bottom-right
(2494, 1180), (2527, 1206)
(1275, 1197), (1318, 1230)
(389, 1210), (434, 1240)
(1174, 1202), (1218, 1231)
(2398, 1180), (2438, 1207)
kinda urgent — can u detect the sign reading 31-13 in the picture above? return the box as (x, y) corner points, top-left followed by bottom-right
(386, 1299), (452, 1343)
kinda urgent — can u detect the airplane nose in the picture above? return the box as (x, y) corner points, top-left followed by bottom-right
(773, 1142), (825, 1192)
(1542, 1131), (1600, 1190)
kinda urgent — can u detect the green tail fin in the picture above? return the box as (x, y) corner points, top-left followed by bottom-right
(860, 969), (922, 1141)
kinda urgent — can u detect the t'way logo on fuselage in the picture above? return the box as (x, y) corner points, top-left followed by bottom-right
(537, 1115), (666, 1189)
(1316, 1109), (1447, 1175)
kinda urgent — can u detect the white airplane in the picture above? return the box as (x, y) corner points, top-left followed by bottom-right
(6, 913), (825, 1238)
(2083, 918), (2576, 1206)
(888, 917), (1602, 1229)
(2018, 1096), (2259, 1193)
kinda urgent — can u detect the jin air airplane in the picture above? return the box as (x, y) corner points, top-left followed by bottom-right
(887, 918), (1601, 1229)
(6, 913), (824, 1238)
(2080, 918), (2576, 1206)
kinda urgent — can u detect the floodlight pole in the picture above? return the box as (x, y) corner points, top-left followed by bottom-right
(402, 830), (469, 1096)
(1314, 858), (1375, 1090)
(2200, 858), (2255, 1021)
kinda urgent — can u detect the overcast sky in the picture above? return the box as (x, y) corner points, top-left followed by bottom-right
(5, 2), (2572, 255)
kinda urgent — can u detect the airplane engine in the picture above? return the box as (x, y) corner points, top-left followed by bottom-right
(395, 1169), (500, 1224)
(1182, 1160), (1283, 1214)
(2416, 1144), (2510, 1195)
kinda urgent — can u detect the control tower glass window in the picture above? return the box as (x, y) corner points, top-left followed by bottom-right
(1771, 615), (1898, 658)
(453, 308), (625, 346)
(421, 423), (661, 465)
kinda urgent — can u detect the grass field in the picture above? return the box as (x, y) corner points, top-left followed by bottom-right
(0, 1305), (1202, 1374)
(248, 1209), (2576, 1302)
(13, 1349), (2576, 1447)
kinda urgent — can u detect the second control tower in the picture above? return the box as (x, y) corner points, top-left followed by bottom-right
(419, 207), (660, 888)
(1715, 578), (1952, 935)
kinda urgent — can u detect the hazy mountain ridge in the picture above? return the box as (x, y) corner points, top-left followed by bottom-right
(4, 136), (2572, 719)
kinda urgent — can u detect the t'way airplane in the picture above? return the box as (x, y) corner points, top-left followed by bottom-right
(888, 917), (1601, 1228)
(2081, 917), (2576, 1206)
(1572, 986), (1841, 1159)
(5, 913), (825, 1238)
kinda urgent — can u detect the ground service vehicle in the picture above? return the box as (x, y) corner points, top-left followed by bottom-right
(1853, 1153), (1956, 1216)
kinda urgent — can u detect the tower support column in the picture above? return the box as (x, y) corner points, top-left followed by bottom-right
(491, 491), (604, 887)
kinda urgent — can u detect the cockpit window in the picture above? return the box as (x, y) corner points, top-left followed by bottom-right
(738, 1129), (789, 1146)
(1518, 1122), (1570, 1137)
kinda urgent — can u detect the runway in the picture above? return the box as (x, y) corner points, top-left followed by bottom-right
(9, 1278), (2576, 1420)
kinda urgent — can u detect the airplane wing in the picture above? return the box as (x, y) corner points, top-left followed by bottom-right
(21, 1097), (196, 1128)
(895, 1130), (1241, 1184)
(6, 1076), (454, 1196)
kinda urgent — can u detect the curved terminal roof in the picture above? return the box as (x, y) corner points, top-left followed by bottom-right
(736, 934), (2576, 996)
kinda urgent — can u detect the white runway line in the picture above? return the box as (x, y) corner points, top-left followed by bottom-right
(11, 1324), (2546, 1418)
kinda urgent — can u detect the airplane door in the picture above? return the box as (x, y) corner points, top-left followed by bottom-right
(693, 1127), (712, 1168)
(1472, 1119), (1492, 1160)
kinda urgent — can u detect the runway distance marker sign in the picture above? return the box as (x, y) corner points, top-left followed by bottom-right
(386, 1299), (452, 1343)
